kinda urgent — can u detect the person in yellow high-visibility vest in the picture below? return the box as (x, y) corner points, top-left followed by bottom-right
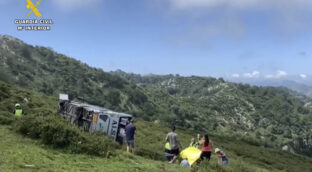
(14, 104), (23, 117)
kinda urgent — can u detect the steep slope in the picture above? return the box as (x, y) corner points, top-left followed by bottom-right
(1, 81), (312, 172)
(0, 125), (189, 172)
(113, 71), (312, 157)
(1, 35), (312, 157)
(0, 35), (159, 118)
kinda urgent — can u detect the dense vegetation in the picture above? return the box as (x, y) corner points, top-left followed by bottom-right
(0, 81), (120, 157)
(0, 35), (158, 117)
(0, 125), (188, 172)
(113, 71), (312, 157)
(1, 81), (312, 171)
(0, 34), (312, 158)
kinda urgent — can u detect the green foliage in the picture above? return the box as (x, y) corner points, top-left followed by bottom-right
(116, 72), (312, 157)
(0, 81), (119, 157)
(0, 125), (189, 172)
(1, 35), (312, 158)
(0, 80), (312, 171)
(0, 37), (157, 117)
(0, 111), (14, 125)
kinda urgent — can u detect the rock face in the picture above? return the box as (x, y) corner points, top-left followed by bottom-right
(291, 135), (312, 157)
(282, 145), (288, 151)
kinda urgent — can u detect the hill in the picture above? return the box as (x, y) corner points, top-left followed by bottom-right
(113, 71), (312, 157)
(0, 35), (159, 118)
(0, 34), (312, 157)
(1, 81), (312, 172)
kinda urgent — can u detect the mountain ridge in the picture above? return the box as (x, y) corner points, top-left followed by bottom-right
(0, 35), (312, 157)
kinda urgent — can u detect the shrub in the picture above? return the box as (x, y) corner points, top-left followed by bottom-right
(135, 148), (164, 160)
(0, 111), (14, 125)
(14, 113), (120, 157)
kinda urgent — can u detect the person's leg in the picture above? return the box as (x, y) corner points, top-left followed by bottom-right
(131, 140), (135, 153)
(126, 141), (130, 152)
(200, 152), (204, 161)
(207, 152), (211, 161)
(169, 155), (177, 163)
(131, 147), (135, 154)
(169, 149), (179, 163)
(126, 145), (130, 152)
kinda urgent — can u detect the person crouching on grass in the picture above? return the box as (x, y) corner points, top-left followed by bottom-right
(215, 148), (229, 166)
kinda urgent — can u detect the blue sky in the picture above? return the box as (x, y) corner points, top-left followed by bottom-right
(0, 0), (312, 80)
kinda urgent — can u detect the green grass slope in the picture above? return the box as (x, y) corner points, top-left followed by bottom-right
(0, 125), (188, 172)
(1, 81), (312, 172)
(113, 71), (312, 157)
(1, 35), (312, 157)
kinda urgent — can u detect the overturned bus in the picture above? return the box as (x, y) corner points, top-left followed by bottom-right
(58, 94), (132, 144)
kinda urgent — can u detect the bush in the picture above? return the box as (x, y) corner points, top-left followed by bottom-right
(0, 111), (14, 125)
(135, 148), (164, 160)
(14, 113), (120, 157)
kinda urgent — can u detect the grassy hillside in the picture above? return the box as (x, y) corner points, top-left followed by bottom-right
(1, 81), (312, 172)
(113, 71), (312, 157)
(0, 125), (188, 172)
(0, 34), (312, 157)
(0, 35), (159, 117)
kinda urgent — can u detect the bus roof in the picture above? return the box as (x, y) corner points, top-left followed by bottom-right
(70, 101), (132, 117)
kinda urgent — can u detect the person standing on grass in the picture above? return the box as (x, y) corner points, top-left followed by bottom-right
(125, 120), (136, 153)
(200, 134), (213, 161)
(165, 126), (181, 164)
(189, 137), (200, 149)
(13, 104), (23, 117)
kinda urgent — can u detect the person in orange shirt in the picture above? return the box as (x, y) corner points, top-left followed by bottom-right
(200, 134), (213, 161)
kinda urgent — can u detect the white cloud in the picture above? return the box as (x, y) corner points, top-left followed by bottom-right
(190, 17), (245, 39)
(276, 70), (287, 77)
(51, 0), (100, 11)
(170, 0), (262, 9)
(167, 0), (312, 36)
(300, 74), (307, 79)
(232, 73), (240, 78)
(265, 70), (288, 79)
(169, 0), (312, 10)
(242, 71), (260, 78)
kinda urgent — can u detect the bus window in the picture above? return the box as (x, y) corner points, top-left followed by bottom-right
(100, 115), (108, 122)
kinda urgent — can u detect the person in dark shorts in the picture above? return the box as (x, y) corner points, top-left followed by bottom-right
(200, 134), (213, 161)
(165, 126), (181, 163)
(164, 142), (174, 161)
(125, 120), (136, 153)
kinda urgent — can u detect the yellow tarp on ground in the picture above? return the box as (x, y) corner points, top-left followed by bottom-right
(180, 147), (201, 166)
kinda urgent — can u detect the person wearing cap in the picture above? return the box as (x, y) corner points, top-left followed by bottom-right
(125, 119), (136, 153)
(215, 148), (229, 165)
(13, 104), (23, 117)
